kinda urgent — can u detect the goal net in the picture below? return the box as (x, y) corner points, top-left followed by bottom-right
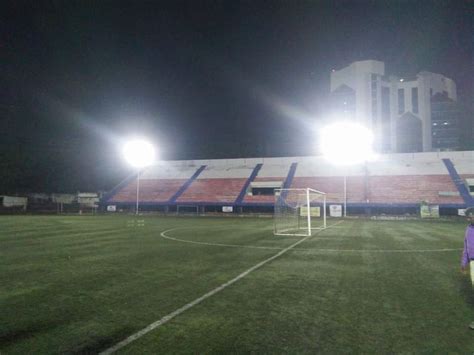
(274, 188), (326, 236)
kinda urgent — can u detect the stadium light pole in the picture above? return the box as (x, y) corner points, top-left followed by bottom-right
(123, 139), (156, 215)
(320, 122), (376, 217)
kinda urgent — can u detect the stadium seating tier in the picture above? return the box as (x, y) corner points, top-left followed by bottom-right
(104, 152), (474, 207)
(177, 178), (248, 203)
(109, 179), (188, 203)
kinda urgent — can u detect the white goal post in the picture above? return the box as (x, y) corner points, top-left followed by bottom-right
(273, 188), (326, 236)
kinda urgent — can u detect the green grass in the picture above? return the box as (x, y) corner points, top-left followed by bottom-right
(1, 215), (473, 353)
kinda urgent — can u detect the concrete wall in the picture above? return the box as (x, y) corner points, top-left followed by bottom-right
(141, 162), (199, 180)
(198, 164), (255, 179)
(256, 161), (291, 178)
(141, 151), (473, 178)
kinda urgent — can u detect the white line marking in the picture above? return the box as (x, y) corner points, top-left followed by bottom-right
(99, 221), (344, 354)
(161, 229), (284, 250)
(160, 227), (462, 253)
(294, 247), (462, 253)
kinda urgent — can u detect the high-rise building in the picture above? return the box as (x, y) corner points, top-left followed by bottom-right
(329, 60), (460, 152)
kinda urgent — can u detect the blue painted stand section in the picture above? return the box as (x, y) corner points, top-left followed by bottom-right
(280, 162), (298, 200)
(234, 163), (263, 205)
(283, 163), (298, 189)
(101, 171), (140, 205)
(168, 165), (207, 203)
(442, 158), (474, 206)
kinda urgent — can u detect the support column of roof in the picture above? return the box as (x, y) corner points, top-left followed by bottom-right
(282, 162), (298, 189)
(234, 163), (263, 205)
(442, 158), (474, 206)
(168, 165), (207, 204)
(280, 162), (298, 200)
(101, 170), (143, 205)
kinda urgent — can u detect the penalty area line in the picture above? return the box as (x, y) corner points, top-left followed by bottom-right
(160, 227), (460, 253)
(100, 220), (343, 354)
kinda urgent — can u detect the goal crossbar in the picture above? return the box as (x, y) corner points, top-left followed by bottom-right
(276, 187), (326, 195)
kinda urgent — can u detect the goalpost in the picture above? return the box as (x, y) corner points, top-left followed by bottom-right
(273, 188), (326, 236)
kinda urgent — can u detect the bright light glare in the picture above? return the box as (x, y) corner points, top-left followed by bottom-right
(123, 139), (156, 168)
(320, 122), (376, 165)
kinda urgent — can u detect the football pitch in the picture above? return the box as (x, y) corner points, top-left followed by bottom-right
(1, 215), (473, 353)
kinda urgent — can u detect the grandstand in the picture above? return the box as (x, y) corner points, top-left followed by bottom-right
(102, 151), (474, 215)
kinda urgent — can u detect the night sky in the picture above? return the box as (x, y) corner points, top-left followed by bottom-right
(1, 0), (472, 193)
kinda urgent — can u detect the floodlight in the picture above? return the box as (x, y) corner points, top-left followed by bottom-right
(123, 139), (156, 168)
(319, 121), (376, 218)
(320, 122), (376, 165)
(122, 138), (156, 215)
